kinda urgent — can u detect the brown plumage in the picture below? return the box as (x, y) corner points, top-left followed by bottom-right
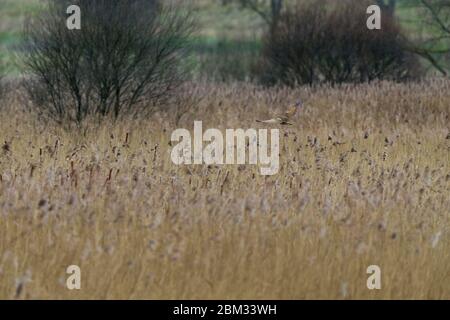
(256, 100), (303, 125)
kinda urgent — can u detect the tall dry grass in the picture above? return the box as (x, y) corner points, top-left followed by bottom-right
(0, 79), (449, 299)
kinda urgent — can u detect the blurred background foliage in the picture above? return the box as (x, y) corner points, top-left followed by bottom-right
(0, 0), (449, 82)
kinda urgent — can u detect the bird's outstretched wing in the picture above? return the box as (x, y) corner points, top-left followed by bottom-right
(256, 117), (292, 125)
(256, 99), (302, 126)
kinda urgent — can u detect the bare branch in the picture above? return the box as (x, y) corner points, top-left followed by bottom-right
(22, 0), (194, 124)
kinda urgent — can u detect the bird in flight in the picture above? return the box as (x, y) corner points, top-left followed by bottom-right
(256, 100), (303, 125)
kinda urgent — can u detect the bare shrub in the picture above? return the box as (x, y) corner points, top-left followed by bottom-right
(258, 0), (421, 86)
(22, 0), (194, 125)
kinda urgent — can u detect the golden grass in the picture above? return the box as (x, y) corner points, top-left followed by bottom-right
(0, 79), (449, 299)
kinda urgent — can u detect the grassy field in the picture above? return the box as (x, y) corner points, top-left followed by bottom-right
(0, 80), (448, 299)
(0, 0), (42, 74)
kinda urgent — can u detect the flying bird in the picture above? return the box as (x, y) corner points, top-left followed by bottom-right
(256, 100), (303, 125)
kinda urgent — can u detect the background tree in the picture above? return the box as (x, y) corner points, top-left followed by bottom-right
(221, 0), (283, 31)
(258, 0), (420, 86)
(22, 0), (194, 125)
(411, 0), (450, 75)
(376, 0), (397, 16)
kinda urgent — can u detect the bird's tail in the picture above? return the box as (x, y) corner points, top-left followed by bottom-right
(255, 120), (262, 123)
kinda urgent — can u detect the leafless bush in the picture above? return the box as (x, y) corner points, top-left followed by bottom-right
(22, 0), (194, 125)
(258, 0), (421, 86)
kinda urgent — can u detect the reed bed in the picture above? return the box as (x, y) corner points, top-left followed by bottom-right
(0, 79), (449, 299)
